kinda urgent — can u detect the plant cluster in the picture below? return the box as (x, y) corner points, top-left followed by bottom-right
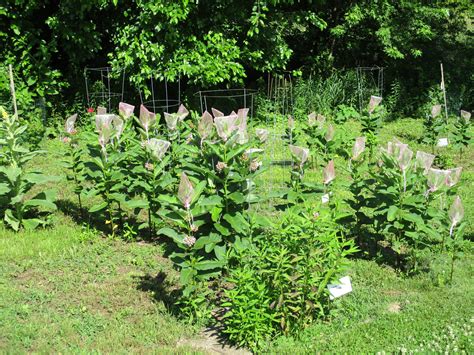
(360, 95), (384, 160)
(0, 106), (58, 230)
(421, 104), (445, 150)
(57, 101), (358, 350)
(346, 135), (466, 276)
(293, 112), (347, 166)
(334, 104), (360, 124)
(292, 72), (359, 118)
(222, 205), (357, 351)
(453, 110), (471, 153)
(283, 142), (336, 208)
(398, 317), (473, 353)
(158, 108), (271, 310)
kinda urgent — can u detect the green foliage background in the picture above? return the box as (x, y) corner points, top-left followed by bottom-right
(1, 0), (473, 112)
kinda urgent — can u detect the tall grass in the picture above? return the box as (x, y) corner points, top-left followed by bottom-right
(292, 71), (359, 119)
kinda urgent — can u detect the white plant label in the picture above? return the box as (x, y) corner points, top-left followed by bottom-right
(321, 193), (330, 204)
(437, 138), (448, 147)
(328, 276), (352, 300)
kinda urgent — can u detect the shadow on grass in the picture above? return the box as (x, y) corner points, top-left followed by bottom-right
(56, 198), (109, 234)
(349, 224), (402, 266)
(56, 198), (174, 245)
(136, 272), (241, 351)
(135, 271), (181, 314)
(349, 225), (434, 275)
(271, 159), (293, 167)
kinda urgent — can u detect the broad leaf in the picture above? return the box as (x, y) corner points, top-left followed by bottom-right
(157, 227), (183, 244)
(194, 234), (222, 251)
(4, 209), (20, 231)
(25, 173), (60, 184)
(24, 199), (57, 210)
(214, 223), (231, 236)
(223, 212), (249, 235)
(214, 245), (227, 261)
(387, 205), (399, 222)
(89, 201), (108, 212)
(22, 218), (43, 230)
(194, 259), (224, 271)
(124, 199), (148, 209)
(0, 183), (10, 195)
(180, 267), (196, 285)
(0, 166), (21, 184)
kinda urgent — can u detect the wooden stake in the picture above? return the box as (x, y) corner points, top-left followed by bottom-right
(8, 64), (18, 119)
(440, 63), (448, 123)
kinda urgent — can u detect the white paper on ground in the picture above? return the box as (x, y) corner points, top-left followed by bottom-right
(437, 138), (449, 147)
(328, 276), (352, 300)
(321, 193), (330, 204)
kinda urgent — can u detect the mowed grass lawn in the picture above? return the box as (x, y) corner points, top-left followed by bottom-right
(1, 118), (473, 353)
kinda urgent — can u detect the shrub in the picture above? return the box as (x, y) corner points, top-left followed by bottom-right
(221, 205), (357, 351)
(61, 114), (85, 214)
(0, 67), (46, 147)
(82, 110), (144, 235)
(334, 104), (360, 124)
(293, 112), (348, 166)
(292, 72), (358, 117)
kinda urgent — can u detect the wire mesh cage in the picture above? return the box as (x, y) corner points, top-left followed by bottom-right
(264, 72), (295, 164)
(193, 86), (287, 210)
(266, 72), (294, 118)
(84, 67), (126, 112)
(138, 74), (182, 115)
(356, 66), (384, 113)
(253, 73), (297, 208)
(194, 88), (257, 117)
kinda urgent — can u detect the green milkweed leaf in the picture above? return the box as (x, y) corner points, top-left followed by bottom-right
(89, 201), (108, 213)
(194, 259), (224, 271)
(157, 227), (184, 244)
(387, 205), (399, 221)
(24, 199), (57, 210)
(0, 183), (10, 195)
(22, 218), (43, 230)
(4, 209), (20, 231)
(180, 267), (196, 286)
(124, 199), (148, 209)
(0, 166), (21, 184)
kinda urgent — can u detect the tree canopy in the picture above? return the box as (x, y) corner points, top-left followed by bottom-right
(1, 0), (472, 109)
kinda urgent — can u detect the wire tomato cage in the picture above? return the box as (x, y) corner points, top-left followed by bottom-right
(194, 88), (257, 118)
(356, 66), (385, 113)
(84, 66), (126, 113)
(137, 74), (182, 116)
